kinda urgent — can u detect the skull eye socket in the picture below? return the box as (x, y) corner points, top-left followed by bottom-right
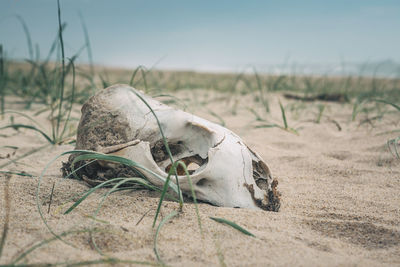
(163, 154), (207, 175)
(150, 141), (185, 163)
(150, 122), (215, 175)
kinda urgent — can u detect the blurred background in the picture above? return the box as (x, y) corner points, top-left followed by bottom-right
(1, 0), (400, 77)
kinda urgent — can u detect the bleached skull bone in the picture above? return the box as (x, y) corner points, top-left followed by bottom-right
(71, 84), (280, 211)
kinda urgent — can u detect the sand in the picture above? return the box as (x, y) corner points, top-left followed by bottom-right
(0, 89), (399, 266)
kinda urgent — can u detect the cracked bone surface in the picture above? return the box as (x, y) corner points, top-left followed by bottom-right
(70, 84), (280, 211)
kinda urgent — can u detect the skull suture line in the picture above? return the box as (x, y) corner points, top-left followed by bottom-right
(67, 84), (280, 211)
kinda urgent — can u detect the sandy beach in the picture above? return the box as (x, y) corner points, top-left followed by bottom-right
(0, 88), (399, 266)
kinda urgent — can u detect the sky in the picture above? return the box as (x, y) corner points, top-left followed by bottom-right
(1, 0), (400, 73)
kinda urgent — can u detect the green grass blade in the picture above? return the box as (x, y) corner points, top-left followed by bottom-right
(255, 123), (280, 129)
(56, 0), (66, 139)
(2, 110), (46, 129)
(209, 110), (225, 126)
(316, 104), (325, 123)
(44, 23), (66, 64)
(176, 161), (202, 233)
(78, 11), (94, 78)
(152, 165), (175, 228)
(129, 65), (144, 86)
(63, 178), (129, 214)
(59, 58), (76, 140)
(141, 67), (148, 92)
(154, 210), (178, 264)
(0, 146), (18, 149)
(0, 124), (54, 144)
(247, 107), (265, 122)
(372, 99), (400, 112)
(210, 217), (255, 237)
(278, 100), (288, 129)
(0, 170), (33, 177)
(253, 67), (269, 113)
(15, 15), (34, 60)
(129, 65), (150, 92)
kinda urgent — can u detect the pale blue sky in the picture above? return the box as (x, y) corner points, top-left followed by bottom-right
(1, 0), (399, 72)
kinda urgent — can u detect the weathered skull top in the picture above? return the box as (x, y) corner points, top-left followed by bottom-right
(70, 84), (280, 211)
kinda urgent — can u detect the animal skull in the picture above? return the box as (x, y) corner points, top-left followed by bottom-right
(68, 84), (280, 211)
